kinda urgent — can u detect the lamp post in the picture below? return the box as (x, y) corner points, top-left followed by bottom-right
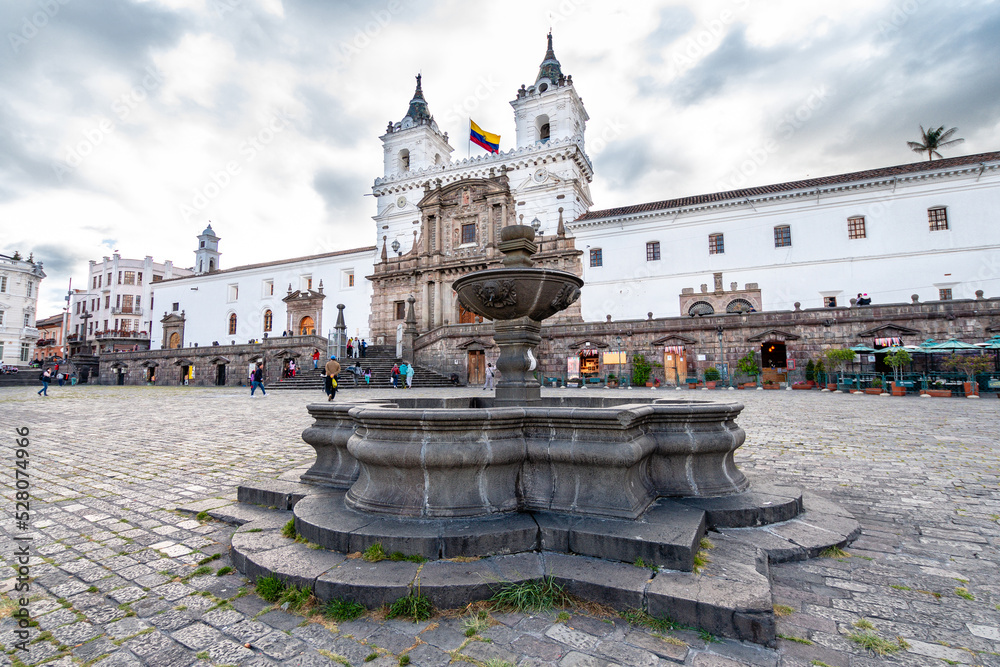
(716, 326), (726, 386)
(391, 239), (401, 256)
(615, 335), (623, 388)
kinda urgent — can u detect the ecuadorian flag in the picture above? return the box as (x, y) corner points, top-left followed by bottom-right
(470, 120), (500, 153)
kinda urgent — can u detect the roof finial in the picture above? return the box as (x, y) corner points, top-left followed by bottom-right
(536, 32), (563, 84)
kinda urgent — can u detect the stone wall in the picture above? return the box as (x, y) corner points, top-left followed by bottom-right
(414, 296), (1000, 383)
(97, 335), (328, 386)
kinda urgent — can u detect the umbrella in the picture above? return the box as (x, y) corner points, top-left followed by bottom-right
(849, 345), (876, 352)
(975, 337), (1000, 349)
(924, 338), (982, 351)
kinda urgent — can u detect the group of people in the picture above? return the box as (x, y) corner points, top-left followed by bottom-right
(390, 362), (415, 389)
(346, 338), (367, 358)
(856, 293), (873, 306)
(37, 364), (78, 396)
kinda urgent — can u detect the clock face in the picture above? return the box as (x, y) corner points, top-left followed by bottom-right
(396, 196), (407, 208)
(532, 167), (548, 183)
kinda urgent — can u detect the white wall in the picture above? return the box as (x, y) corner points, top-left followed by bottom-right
(149, 248), (375, 348)
(571, 168), (1000, 320)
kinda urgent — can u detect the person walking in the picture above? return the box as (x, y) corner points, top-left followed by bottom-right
(484, 363), (495, 391)
(364, 368), (371, 386)
(57, 371), (65, 387)
(398, 362), (408, 389)
(312, 348), (320, 369)
(38, 368), (51, 396)
(405, 362), (415, 389)
(324, 355), (341, 401)
(250, 363), (266, 396)
(391, 362), (400, 388)
(289, 359), (296, 377)
(352, 361), (362, 387)
(346, 339), (354, 359)
(360, 339), (367, 358)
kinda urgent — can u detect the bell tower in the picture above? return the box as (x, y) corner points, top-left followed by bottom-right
(194, 224), (221, 274)
(380, 74), (454, 178)
(510, 32), (589, 150)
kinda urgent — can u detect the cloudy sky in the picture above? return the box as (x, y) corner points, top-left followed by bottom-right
(3, 0), (999, 317)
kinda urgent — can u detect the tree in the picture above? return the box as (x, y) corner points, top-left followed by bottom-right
(736, 352), (759, 383)
(631, 353), (651, 386)
(943, 353), (992, 384)
(884, 349), (912, 386)
(824, 349), (856, 386)
(805, 359), (815, 382)
(907, 125), (964, 161)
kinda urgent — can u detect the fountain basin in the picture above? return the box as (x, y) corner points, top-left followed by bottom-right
(451, 267), (583, 323)
(302, 397), (748, 520)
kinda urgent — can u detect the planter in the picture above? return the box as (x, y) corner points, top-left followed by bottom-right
(864, 388), (883, 395)
(921, 389), (951, 397)
(963, 382), (978, 396)
(705, 381), (716, 389)
(826, 383), (837, 391)
(763, 384), (779, 390)
(891, 387), (906, 396)
(645, 381), (654, 388)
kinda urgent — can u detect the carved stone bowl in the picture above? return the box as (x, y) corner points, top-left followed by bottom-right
(452, 268), (583, 322)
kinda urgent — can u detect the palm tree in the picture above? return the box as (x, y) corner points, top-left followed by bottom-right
(907, 125), (964, 161)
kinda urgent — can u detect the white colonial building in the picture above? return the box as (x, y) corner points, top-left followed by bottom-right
(569, 152), (1000, 321)
(0, 252), (45, 366)
(149, 230), (374, 349)
(372, 33), (593, 256)
(68, 251), (193, 354)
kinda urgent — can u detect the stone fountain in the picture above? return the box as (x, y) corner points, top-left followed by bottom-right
(227, 224), (860, 646)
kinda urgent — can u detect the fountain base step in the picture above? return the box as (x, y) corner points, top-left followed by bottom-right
(209, 485), (859, 648)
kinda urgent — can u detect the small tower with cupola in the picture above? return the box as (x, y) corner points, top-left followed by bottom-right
(510, 32), (589, 150)
(380, 74), (454, 178)
(194, 224), (221, 275)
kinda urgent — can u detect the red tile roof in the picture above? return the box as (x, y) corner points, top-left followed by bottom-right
(575, 151), (1000, 222)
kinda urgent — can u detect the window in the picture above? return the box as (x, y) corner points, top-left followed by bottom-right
(92, 276), (98, 289)
(343, 271), (355, 288)
(104, 295), (110, 309)
(726, 299), (754, 313)
(116, 294), (121, 308)
(589, 248), (603, 267)
(0, 276), (6, 292)
(152, 274), (162, 283)
(23, 313), (30, 327)
(135, 296), (141, 309)
(228, 313), (237, 335)
(848, 216), (866, 239)
(200, 241), (205, 248)
(121, 319), (132, 332)
(20, 343), (29, 362)
(263, 279), (274, 297)
(394, 301), (406, 320)
(98, 275), (102, 288)
(118, 271), (122, 284)
(709, 233), (724, 254)
(122, 295), (133, 313)
(939, 288), (953, 301)
(536, 114), (550, 143)
(91, 299), (96, 311)
(928, 207), (948, 231)
(228, 284), (239, 302)
(172, 302), (179, 312)
(123, 271), (135, 285)
(774, 225), (791, 248)
(0, 342), (3, 358)
(76, 302), (81, 314)
(399, 149), (410, 172)
(824, 296), (837, 308)
(26, 281), (32, 297)
(301, 276), (312, 291)
(103, 320), (108, 330)
(461, 223), (476, 245)
(0, 310), (4, 325)
(263, 310), (273, 332)
(646, 241), (660, 261)
(137, 272), (143, 284)
(688, 301), (715, 316)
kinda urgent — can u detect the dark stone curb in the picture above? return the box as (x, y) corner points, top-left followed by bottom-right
(219, 480), (860, 647)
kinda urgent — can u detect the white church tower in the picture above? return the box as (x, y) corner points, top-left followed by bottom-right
(194, 224), (221, 274)
(380, 74), (454, 177)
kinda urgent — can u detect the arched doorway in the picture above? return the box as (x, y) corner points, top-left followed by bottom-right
(760, 342), (787, 383)
(299, 316), (315, 335)
(168, 332), (180, 349)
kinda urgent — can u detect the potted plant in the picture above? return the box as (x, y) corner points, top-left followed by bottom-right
(943, 353), (991, 397)
(736, 352), (759, 388)
(631, 353), (652, 387)
(824, 348), (855, 391)
(703, 366), (721, 389)
(805, 359), (816, 386)
(606, 373), (617, 388)
(864, 377), (884, 395)
(763, 379), (779, 390)
(884, 348), (912, 396)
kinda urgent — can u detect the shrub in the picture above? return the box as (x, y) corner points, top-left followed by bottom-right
(703, 366), (721, 382)
(324, 597), (365, 621)
(631, 353), (652, 386)
(489, 577), (569, 612)
(387, 592), (432, 621)
(805, 359), (815, 382)
(737, 353), (759, 380)
(256, 576), (284, 603)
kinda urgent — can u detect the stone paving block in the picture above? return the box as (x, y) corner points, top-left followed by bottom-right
(544, 553), (650, 610)
(253, 630), (310, 660)
(92, 651), (143, 666)
(402, 642), (452, 667)
(104, 616), (151, 640)
(207, 638), (256, 663)
(622, 631), (690, 663)
(225, 618), (274, 643)
(460, 638), (519, 665)
(416, 623), (467, 651)
(243, 543), (344, 588)
(513, 633), (569, 660)
(171, 621), (226, 650)
(257, 610), (304, 632)
(50, 621), (101, 646)
(557, 651), (622, 666)
(367, 625), (417, 654)
(124, 630), (196, 667)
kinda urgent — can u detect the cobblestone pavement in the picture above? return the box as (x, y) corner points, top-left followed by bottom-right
(0, 384), (998, 667)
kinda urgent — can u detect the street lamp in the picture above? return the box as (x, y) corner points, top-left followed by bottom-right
(615, 335), (623, 388)
(390, 239), (401, 256)
(716, 326), (726, 386)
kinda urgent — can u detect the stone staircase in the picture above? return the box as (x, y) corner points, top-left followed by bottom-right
(269, 346), (459, 390)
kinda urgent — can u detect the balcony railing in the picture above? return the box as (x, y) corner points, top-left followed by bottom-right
(94, 330), (149, 340)
(111, 307), (144, 316)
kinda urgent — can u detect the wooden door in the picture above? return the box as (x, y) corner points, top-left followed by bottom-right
(663, 350), (687, 385)
(468, 350), (485, 384)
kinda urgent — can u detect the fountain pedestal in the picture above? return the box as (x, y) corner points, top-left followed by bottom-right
(493, 316), (542, 405)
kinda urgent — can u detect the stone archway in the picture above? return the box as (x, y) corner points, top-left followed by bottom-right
(299, 316), (315, 335)
(168, 332), (180, 349)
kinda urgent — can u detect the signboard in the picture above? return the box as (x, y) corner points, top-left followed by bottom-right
(787, 359), (795, 370)
(566, 356), (580, 375)
(603, 352), (626, 365)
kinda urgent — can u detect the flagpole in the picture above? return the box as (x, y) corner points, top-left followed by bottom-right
(468, 118), (471, 158)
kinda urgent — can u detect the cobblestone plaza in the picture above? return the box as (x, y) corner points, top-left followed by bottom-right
(1, 386), (998, 666)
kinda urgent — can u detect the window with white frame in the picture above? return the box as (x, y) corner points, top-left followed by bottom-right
(227, 284), (239, 302)
(773, 225), (791, 248)
(343, 270), (355, 288)
(589, 248), (602, 267)
(0, 276), (6, 292)
(646, 241), (660, 261)
(928, 207), (949, 231)
(20, 343), (29, 362)
(848, 216), (866, 239)
(263, 279), (274, 297)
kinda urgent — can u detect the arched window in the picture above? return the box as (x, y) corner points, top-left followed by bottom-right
(209, 259), (215, 272)
(198, 260), (203, 273)
(688, 301), (715, 316)
(299, 316), (315, 335)
(228, 313), (237, 335)
(263, 310), (272, 332)
(399, 149), (410, 172)
(536, 115), (550, 143)
(726, 299), (754, 313)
